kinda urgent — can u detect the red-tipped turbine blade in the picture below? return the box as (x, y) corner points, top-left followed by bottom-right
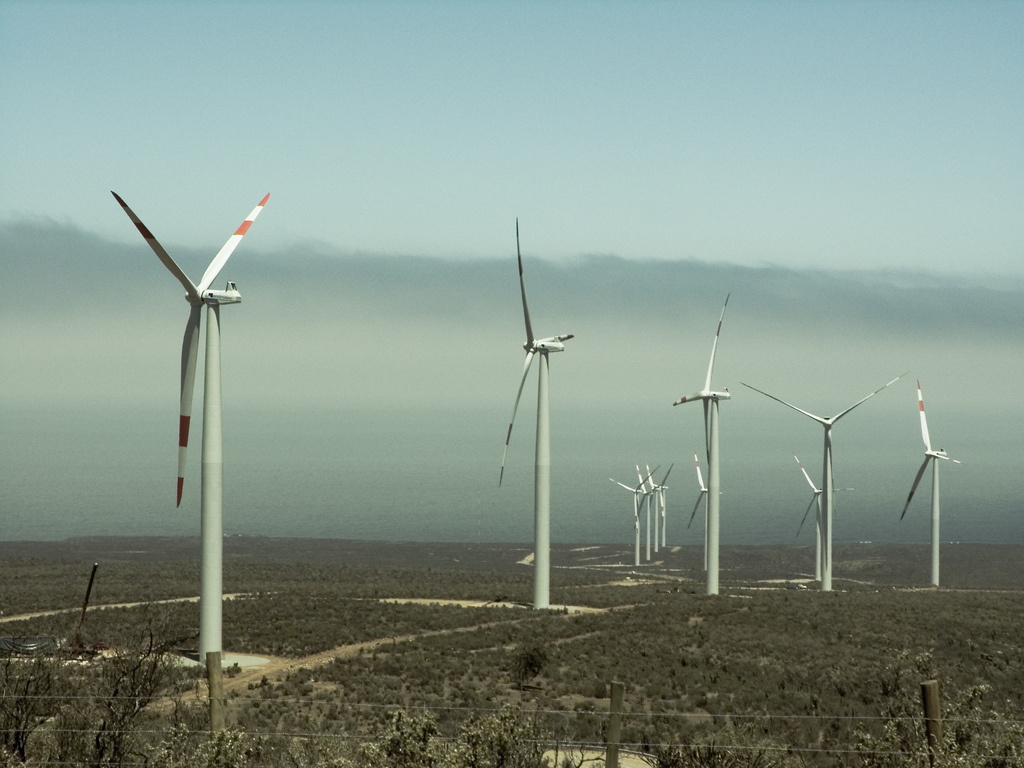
(197, 193), (270, 293)
(499, 349), (535, 486)
(916, 380), (934, 452)
(176, 304), (202, 506)
(112, 192), (199, 301)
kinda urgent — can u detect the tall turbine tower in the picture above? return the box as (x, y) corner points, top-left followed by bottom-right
(673, 295), (730, 595)
(741, 373), (906, 591)
(650, 465), (673, 548)
(610, 472), (648, 566)
(793, 455), (852, 580)
(113, 191), (269, 658)
(900, 380), (960, 587)
(499, 221), (573, 610)
(688, 453), (709, 571)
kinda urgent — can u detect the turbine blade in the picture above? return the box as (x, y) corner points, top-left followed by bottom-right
(672, 391), (706, 407)
(197, 193), (270, 293)
(660, 463), (674, 485)
(900, 456), (932, 520)
(832, 371), (910, 423)
(703, 293), (730, 391)
(499, 349), (536, 486)
(797, 496), (816, 539)
(795, 455), (819, 493)
(688, 491), (706, 528)
(694, 453), (706, 492)
(916, 380), (933, 452)
(740, 382), (827, 424)
(516, 220), (535, 346)
(176, 304), (202, 506)
(112, 192), (199, 301)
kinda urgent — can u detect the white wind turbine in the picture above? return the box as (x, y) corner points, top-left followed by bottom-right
(638, 465), (657, 559)
(741, 372), (907, 591)
(650, 465), (673, 548)
(610, 470), (650, 567)
(673, 295), (730, 595)
(688, 453), (709, 571)
(642, 465), (659, 556)
(113, 191), (269, 659)
(900, 380), (960, 587)
(499, 221), (573, 610)
(793, 455), (852, 581)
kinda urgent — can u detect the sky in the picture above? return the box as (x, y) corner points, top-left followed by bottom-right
(1, 2), (1022, 552)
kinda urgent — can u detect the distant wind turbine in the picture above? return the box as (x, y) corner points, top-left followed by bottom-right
(650, 465), (673, 548)
(900, 380), (960, 587)
(688, 453), (709, 571)
(673, 295), (730, 595)
(610, 469), (653, 567)
(742, 372), (908, 591)
(113, 191), (269, 659)
(793, 455), (852, 581)
(499, 221), (573, 610)
(637, 465), (656, 561)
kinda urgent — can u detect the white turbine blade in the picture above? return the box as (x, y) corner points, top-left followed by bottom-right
(900, 456), (932, 520)
(916, 380), (934, 452)
(832, 371), (909, 423)
(672, 390), (706, 406)
(703, 293), (730, 391)
(610, 478), (634, 492)
(176, 304), (202, 507)
(516, 219), (535, 346)
(499, 350), (535, 485)
(693, 453), (706, 492)
(197, 193), (270, 293)
(740, 383), (827, 425)
(795, 455), (819, 493)
(112, 192), (199, 301)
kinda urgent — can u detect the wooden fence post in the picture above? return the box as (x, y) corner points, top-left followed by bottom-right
(920, 679), (942, 766)
(607, 681), (624, 768)
(207, 651), (224, 732)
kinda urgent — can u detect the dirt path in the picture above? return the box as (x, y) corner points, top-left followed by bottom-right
(224, 616), (538, 694)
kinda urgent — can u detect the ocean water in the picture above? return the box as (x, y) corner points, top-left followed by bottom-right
(1, 403), (1019, 547)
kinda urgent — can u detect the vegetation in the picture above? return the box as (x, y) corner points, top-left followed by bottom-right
(1, 538), (1023, 766)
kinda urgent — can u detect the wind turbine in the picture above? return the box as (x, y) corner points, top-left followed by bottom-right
(793, 455), (852, 580)
(113, 191), (269, 659)
(673, 295), (730, 595)
(638, 465), (656, 560)
(650, 465), (673, 548)
(610, 473), (646, 566)
(688, 453), (709, 571)
(900, 380), (960, 587)
(741, 372), (907, 591)
(499, 220), (573, 609)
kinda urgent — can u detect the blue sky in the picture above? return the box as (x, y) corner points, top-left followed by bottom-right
(2, 1), (1021, 273)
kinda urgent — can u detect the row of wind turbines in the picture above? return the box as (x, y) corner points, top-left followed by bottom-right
(113, 193), (960, 662)
(497, 256), (960, 605)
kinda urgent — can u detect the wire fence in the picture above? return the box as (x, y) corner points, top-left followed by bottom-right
(3, 692), (1024, 766)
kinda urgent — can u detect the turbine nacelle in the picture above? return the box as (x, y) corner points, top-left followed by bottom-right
(201, 282), (242, 306)
(672, 388), (731, 406)
(527, 334), (573, 353)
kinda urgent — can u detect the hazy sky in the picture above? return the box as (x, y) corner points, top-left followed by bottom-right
(1, 1), (1022, 274)
(1, 2), (1022, 550)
